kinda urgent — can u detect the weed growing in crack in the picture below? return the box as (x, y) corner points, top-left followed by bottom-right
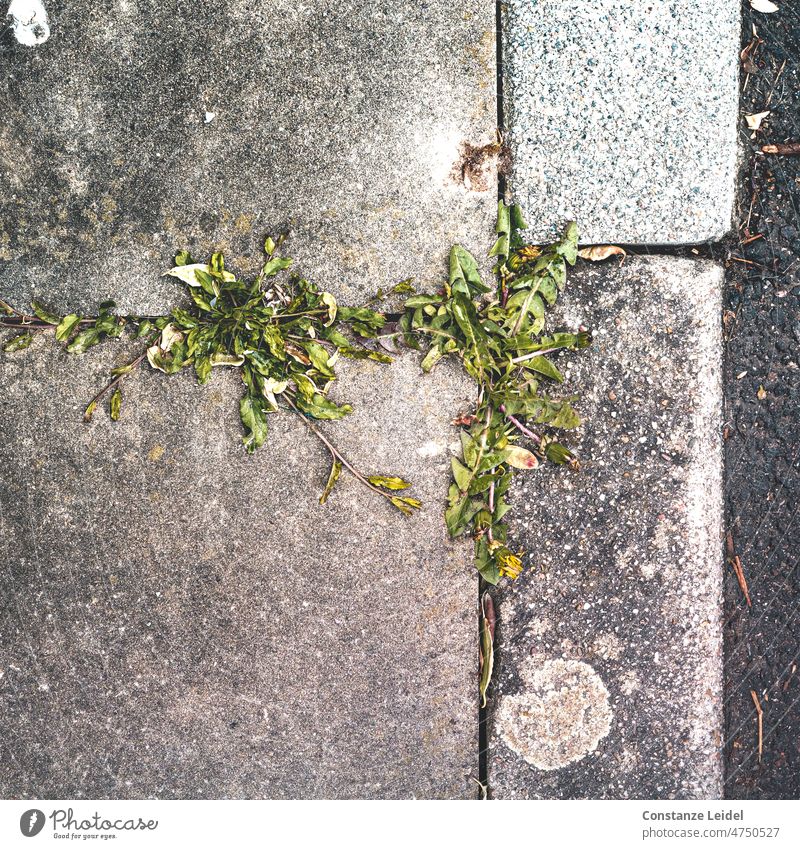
(1, 202), (590, 581)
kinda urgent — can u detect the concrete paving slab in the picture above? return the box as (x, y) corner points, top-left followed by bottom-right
(0, 1), (497, 314)
(488, 257), (724, 798)
(0, 0), (493, 799)
(0, 347), (477, 798)
(502, 0), (740, 244)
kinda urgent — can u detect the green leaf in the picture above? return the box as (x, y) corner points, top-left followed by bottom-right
(451, 457), (473, 492)
(55, 314), (82, 342)
(261, 256), (293, 277)
(320, 459), (342, 504)
(3, 333), (33, 352)
(556, 222), (579, 265)
(240, 393), (269, 453)
(194, 353), (212, 384)
(296, 393), (352, 421)
(445, 492), (482, 537)
(420, 346), (444, 373)
(368, 475), (411, 491)
(449, 244), (489, 295)
(66, 328), (101, 354)
(30, 301), (60, 325)
(475, 539), (500, 584)
(523, 355), (564, 383)
(110, 388), (122, 421)
(404, 294), (444, 309)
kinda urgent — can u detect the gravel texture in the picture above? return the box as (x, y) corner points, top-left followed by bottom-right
(488, 257), (724, 799)
(721, 0), (800, 800)
(0, 0), (497, 314)
(0, 348), (478, 799)
(502, 0), (740, 244)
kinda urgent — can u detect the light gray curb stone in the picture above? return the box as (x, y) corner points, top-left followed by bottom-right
(502, 1), (740, 244)
(489, 257), (724, 798)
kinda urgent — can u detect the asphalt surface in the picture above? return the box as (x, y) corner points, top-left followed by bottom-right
(721, 0), (800, 800)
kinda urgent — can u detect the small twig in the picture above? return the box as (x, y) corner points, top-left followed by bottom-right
(750, 690), (763, 764)
(83, 341), (156, 417)
(762, 142), (800, 156)
(508, 346), (560, 365)
(499, 404), (541, 445)
(282, 394), (398, 506)
(487, 481), (495, 543)
(728, 548), (752, 608)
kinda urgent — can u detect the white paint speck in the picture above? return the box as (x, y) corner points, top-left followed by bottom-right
(7, 0), (50, 46)
(204, 111), (216, 124)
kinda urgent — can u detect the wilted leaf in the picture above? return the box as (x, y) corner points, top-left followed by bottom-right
(84, 399), (98, 423)
(2, 333), (33, 352)
(504, 445), (539, 470)
(750, 0), (779, 13)
(389, 495), (422, 516)
(577, 244), (627, 262)
(163, 263), (235, 286)
(110, 388), (122, 421)
(745, 111), (770, 131)
(321, 292), (337, 326)
(479, 592), (495, 708)
(210, 353), (245, 367)
(368, 475), (411, 491)
(320, 459), (342, 504)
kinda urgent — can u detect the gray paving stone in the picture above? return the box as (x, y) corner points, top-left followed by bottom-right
(502, 0), (740, 244)
(0, 0), (497, 314)
(488, 257), (724, 799)
(0, 0), (494, 799)
(0, 348), (477, 798)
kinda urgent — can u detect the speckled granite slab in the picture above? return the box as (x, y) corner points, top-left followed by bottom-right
(488, 258), (724, 798)
(0, 0), (497, 314)
(502, 0), (740, 244)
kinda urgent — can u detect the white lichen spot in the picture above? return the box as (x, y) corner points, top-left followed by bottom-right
(619, 668), (641, 696)
(7, 0), (50, 46)
(591, 631), (623, 661)
(416, 440), (444, 458)
(497, 658), (613, 771)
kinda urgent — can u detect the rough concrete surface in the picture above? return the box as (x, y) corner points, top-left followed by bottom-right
(488, 257), (724, 799)
(0, 346), (478, 799)
(0, 0), (497, 314)
(502, 0), (740, 244)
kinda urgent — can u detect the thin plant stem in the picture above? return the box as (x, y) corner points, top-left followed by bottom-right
(282, 394), (399, 506)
